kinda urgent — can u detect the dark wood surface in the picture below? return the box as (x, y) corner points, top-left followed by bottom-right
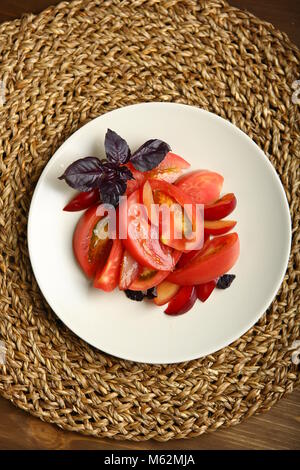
(0, 0), (299, 450)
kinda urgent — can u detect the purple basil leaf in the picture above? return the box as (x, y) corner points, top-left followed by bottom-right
(102, 161), (120, 181)
(105, 129), (131, 164)
(130, 139), (171, 172)
(99, 179), (127, 207)
(58, 157), (104, 191)
(118, 165), (134, 181)
(101, 161), (133, 183)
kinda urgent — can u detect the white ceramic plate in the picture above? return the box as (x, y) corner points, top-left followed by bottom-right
(28, 103), (291, 364)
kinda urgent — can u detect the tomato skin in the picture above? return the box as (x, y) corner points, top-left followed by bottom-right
(204, 219), (236, 236)
(119, 189), (175, 271)
(176, 170), (223, 204)
(64, 189), (100, 212)
(167, 233), (240, 285)
(176, 250), (199, 268)
(93, 239), (123, 292)
(73, 204), (110, 279)
(128, 250), (181, 291)
(204, 193), (237, 221)
(119, 250), (140, 290)
(196, 280), (217, 302)
(164, 286), (197, 316)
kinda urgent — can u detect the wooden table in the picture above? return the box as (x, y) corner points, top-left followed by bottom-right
(0, 0), (299, 450)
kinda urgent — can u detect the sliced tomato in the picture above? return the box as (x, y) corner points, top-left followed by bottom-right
(73, 204), (112, 278)
(119, 189), (175, 271)
(141, 180), (159, 226)
(119, 250), (140, 290)
(129, 250), (181, 291)
(93, 239), (123, 292)
(149, 178), (194, 208)
(196, 280), (217, 302)
(64, 189), (100, 212)
(204, 219), (236, 236)
(144, 152), (190, 183)
(149, 179), (204, 251)
(154, 281), (180, 306)
(164, 286), (197, 316)
(167, 233), (240, 285)
(176, 170), (223, 204)
(204, 193), (237, 220)
(176, 250), (199, 269)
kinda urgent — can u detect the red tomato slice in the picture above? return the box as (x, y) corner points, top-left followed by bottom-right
(64, 189), (100, 212)
(164, 286), (197, 316)
(141, 180), (159, 226)
(204, 219), (236, 236)
(93, 239), (123, 292)
(129, 250), (182, 291)
(144, 152), (190, 183)
(176, 249), (199, 268)
(119, 189), (175, 271)
(149, 179), (204, 251)
(196, 280), (217, 302)
(73, 204), (112, 278)
(149, 178), (194, 208)
(119, 250), (140, 290)
(204, 193), (237, 221)
(154, 281), (180, 306)
(176, 170), (224, 204)
(129, 268), (168, 291)
(167, 233), (240, 285)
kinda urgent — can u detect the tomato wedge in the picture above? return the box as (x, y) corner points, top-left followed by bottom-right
(119, 189), (175, 271)
(176, 250), (199, 268)
(141, 180), (159, 226)
(119, 250), (140, 290)
(149, 179), (204, 251)
(93, 239), (123, 292)
(204, 193), (237, 220)
(154, 281), (180, 306)
(196, 280), (217, 302)
(204, 219), (236, 236)
(164, 286), (197, 316)
(73, 204), (112, 278)
(64, 189), (100, 212)
(167, 233), (240, 285)
(129, 250), (182, 291)
(176, 170), (223, 204)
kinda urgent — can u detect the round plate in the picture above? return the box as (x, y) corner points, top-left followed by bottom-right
(28, 103), (291, 364)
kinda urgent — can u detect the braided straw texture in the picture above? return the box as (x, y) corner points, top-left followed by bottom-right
(0, 0), (299, 441)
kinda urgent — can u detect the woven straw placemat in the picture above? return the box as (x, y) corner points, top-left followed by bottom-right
(0, 0), (299, 441)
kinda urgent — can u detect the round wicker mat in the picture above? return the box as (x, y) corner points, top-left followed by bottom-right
(0, 0), (299, 441)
